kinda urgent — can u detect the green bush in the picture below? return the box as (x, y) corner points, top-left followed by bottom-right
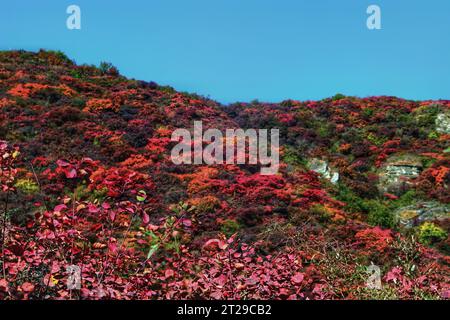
(220, 219), (241, 237)
(332, 93), (346, 101)
(99, 61), (119, 76)
(282, 146), (307, 167)
(365, 200), (395, 229)
(71, 97), (86, 108)
(391, 190), (418, 208)
(418, 222), (447, 245)
(14, 179), (39, 194)
(336, 185), (408, 229)
(309, 204), (332, 223)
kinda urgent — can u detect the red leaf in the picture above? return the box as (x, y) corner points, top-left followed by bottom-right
(215, 274), (227, 287)
(0, 279), (8, 292)
(203, 239), (228, 251)
(165, 269), (174, 278)
(88, 204), (100, 213)
(109, 210), (116, 222)
(142, 213), (150, 225)
(291, 272), (304, 285)
(108, 242), (118, 253)
(56, 159), (70, 167)
(54, 204), (67, 213)
(21, 282), (35, 293)
(65, 168), (77, 179)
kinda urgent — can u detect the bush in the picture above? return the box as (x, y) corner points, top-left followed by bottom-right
(282, 146), (307, 167)
(365, 199), (395, 229)
(14, 178), (39, 194)
(336, 185), (395, 228)
(309, 204), (332, 223)
(220, 219), (241, 236)
(418, 222), (447, 245)
(99, 61), (119, 76)
(331, 93), (346, 101)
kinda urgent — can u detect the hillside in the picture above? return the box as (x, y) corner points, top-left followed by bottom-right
(0, 50), (449, 300)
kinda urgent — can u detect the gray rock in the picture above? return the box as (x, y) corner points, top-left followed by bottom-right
(378, 154), (423, 195)
(308, 158), (339, 184)
(436, 112), (450, 134)
(394, 202), (450, 229)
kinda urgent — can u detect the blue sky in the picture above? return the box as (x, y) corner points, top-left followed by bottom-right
(1, 0), (449, 103)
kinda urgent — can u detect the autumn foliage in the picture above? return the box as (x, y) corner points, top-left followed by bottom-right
(0, 50), (449, 300)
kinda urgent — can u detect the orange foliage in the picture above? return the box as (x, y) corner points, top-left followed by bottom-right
(429, 166), (450, 185)
(355, 227), (393, 253)
(83, 98), (116, 112)
(120, 154), (153, 170)
(7, 82), (75, 98)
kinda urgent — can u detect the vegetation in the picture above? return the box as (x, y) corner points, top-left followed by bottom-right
(418, 223), (447, 245)
(0, 50), (449, 300)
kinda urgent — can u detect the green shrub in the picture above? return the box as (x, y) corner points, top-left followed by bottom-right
(428, 131), (439, 140)
(99, 61), (119, 76)
(309, 204), (333, 223)
(366, 132), (386, 146)
(391, 190), (418, 208)
(336, 185), (399, 229)
(332, 93), (346, 101)
(418, 222), (447, 245)
(220, 219), (241, 236)
(71, 97), (86, 108)
(282, 146), (307, 167)
(365, 199), (395, 229)
(14, 179), (39, 194)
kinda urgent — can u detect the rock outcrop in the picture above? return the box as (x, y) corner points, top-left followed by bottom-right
(436, 112), (450, 134)
(378, 154), (423, 195)
(394, 202), (450, 228)
(308, 158), (339, 184)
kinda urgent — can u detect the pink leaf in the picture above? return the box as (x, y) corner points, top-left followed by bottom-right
(108, 242), (118, 253)
(56, 159), (70, 167)
(182, 219), (192, 227)
(142, 213), (150, 225)
(54, 204), (67, 213)
(203, 239), (228, 251)
(291, 272), (304, 285)
(65, 168), (77, 179)
(165, 269), (174, 278)
(21, 282), (35, 293)
(108, 210), (116, 222)
(88, 204), (99, 213)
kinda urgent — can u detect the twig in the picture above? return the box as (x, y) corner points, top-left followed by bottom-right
(1, 192), (9, 281)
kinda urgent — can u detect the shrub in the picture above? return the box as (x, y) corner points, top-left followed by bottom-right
(14, 178), (39, 194)
(365, 199), (395, 229)
(71, 97), (86, 108)
(99, 61), (119, 76)
(282, 146), (307, 167)
(391, 190), (419, 208)
(332, 93), (346, 101)
(309, 204), (332, 223)
(335, 185), (394, 229)
(190, 195), (221, 214)
(220, 219), (241, 236)
(418, 222), (447, 245)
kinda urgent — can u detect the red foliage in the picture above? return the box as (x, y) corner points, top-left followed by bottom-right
(354, 227), (393, 253)
(1, 51), (449, 300)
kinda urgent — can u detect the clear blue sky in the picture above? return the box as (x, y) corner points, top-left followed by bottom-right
(1, 0), (449, 103)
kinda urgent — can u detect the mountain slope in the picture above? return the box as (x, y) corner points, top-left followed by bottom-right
(0, 50), (449, 300)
